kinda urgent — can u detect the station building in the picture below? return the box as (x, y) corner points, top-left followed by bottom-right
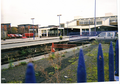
(1, 23), (11, 38)
(38, 14), (118, 37)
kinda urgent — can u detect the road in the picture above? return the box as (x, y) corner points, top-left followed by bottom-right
(1, 38), (69, 50)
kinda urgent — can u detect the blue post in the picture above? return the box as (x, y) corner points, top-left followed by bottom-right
(25, 63), (36, 83)
(97, 43), (104, 82)
(115, 40), (119, 76)
(109, 41), (114, 81)
(77, 49), (86, 82)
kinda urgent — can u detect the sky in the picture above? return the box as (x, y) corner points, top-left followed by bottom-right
(1, 0), (118, 27)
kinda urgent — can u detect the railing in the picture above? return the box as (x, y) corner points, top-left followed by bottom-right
(24, 40), (119, 83)
(77, 40), (119, 82)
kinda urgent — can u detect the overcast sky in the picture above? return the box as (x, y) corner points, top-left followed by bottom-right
(1, 0), (118, 27)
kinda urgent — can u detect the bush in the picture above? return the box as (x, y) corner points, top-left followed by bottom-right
(59, 35), (62, 40)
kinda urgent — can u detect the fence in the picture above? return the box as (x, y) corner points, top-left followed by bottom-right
(24, 40), (119, 83)
(77, 40), (119, 82)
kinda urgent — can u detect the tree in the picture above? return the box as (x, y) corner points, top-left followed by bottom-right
(11, 27), (18, 34)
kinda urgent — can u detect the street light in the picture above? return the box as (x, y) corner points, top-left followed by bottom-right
(31, 18), (35, 40)
(66, 21), (69, 36)
(57, 14), (62, 36)
(89, 19), (91, 36)
(2, 25), (5, 40)
(94, 0), (96, 35)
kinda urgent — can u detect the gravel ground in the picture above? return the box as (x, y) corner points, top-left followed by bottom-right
(1, 44), (111, 83)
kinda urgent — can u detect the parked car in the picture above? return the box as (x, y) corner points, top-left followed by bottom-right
(14, 34), (19, 38)
(7, 34), (11, 38)
(89, 31), (118, 43)
(69, 31), (118, 43)
(17, 34), (23, 38)
(9, 34), (15, 38)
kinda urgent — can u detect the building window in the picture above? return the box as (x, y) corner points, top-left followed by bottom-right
(99, 32), (106, 37)
(2, 25), (4, 28)
(96, 21), (102, 25)
(82, 29), (85, 32)
(107, 32), (113, 37)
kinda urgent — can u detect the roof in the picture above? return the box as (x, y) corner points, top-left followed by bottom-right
(18, 24), (38, 26)
(1, 23), (11, 25)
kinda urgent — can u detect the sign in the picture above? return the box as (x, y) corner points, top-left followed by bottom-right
(58, 27), (64, 29)
(29, 29), (36, 31)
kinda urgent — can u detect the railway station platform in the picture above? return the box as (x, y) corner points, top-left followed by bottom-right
(1, 36), (69, 45)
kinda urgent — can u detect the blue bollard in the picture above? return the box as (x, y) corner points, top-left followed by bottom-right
(115, 40), (119, 76)
(25, 63), (36, 83)
(77, 49), (86, 82)
(97, 43), (104, 82)
(109, 42), (114, 81)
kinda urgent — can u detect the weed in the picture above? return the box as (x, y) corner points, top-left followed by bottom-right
(53, 64), (61, 70)
(62, 54), (65, 57)
(8, 57), (14, 68)
(64, 51), (67, 53)
(68, 60), (74, 63)
(77, 47), (80, 50)
(42, 58), (45, 60)
(49, 54), (55, 59)
(48, 72), (54, 75)
(2, 67), (7, 71)
(20, 62), (27, 65)
(35, 72), (39, 76)
(72, 61), (77, 65)
(67, 78), (72, 81)
(103, 53), (108, 57)
(8, 81), (22, 83)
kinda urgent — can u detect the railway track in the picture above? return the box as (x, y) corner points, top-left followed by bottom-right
(1, 41), (89, 65)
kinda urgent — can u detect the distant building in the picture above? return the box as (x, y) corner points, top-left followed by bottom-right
(1, 23), (11, 38)
(18, 24), (38, 36)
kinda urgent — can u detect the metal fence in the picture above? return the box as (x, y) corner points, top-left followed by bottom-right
(77, 40), (119, 82)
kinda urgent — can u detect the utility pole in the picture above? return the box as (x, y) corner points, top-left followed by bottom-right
(31, 18), (35, 40)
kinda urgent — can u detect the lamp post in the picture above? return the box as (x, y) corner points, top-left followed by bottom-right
(94, 0), (96, 35)
(66, 21), (69, 36)
(31, 18), (35, 40)
(38, 24), (41, 38)
(89, 19), (91, 36)
(2, 25), (5, 40)
(57, 14), (62, 36)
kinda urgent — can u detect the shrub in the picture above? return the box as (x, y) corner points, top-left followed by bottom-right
(49, 54), (55, 59)
(59, 35), (63, 40)
(20, 62), (27, 65)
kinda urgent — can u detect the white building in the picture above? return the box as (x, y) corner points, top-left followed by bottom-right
(38, 14), (118, 37)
